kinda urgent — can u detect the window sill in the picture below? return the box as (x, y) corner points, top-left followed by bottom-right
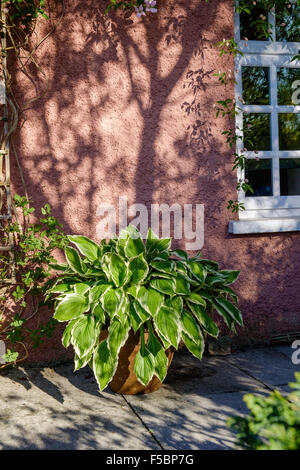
(228, 217), (300, 235)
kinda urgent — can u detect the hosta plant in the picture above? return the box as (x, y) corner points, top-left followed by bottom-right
(47, 225), (243, 391)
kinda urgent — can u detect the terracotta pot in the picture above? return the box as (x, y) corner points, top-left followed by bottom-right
(101, 329), (174, 395)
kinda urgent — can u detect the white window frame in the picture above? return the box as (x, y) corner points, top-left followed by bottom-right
(231, 4), (300, 232)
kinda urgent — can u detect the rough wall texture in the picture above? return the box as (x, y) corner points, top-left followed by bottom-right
(10, 0), (300, 362)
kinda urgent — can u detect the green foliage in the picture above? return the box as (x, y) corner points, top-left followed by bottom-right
(228, 373), (300, 450)
(47, 225), (242, 391)
(0, 195), (68, 367)
(1, 0), (48, 25)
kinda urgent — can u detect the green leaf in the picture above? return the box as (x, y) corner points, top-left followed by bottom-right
(74, 350), (94, 371)
(164, 296), (183, 315)
(214, 297), (243, 326)
(134, 344), (155, 386)
(146, 229), (171, 257)
(129, 304), (143, 332)
(219, 270), (240, 285)
(71, 315), (97, 358)
(150, 277), (176, 296)
(128, 253), (149, 284)
(147, 325), (168, 383)
(186, 261), (206, 283)
(124, 235), (145, 259)
(171, 249), (189, 260)
(108, 318), (130, 357)
(110, 253), (128, 287)
(187, 292), (206, 307)
(153, 306), (180, 348)
(74, 283), (90, 295)
(187, 302), (219, 338)
(211, 298), (237, 331)
(175, 276), (190, 295)
(93, 340), (118, 391)
(65, 246), (84, 274)
(2, 349), (19, 363)
(180, 309), (203, 343)
(133, 300), (150, 322)
(62, 318), (79, 348)
(101, 288), (122, 318)
(54, 294), (89, 322)
(182, 331), (204, 360)
(150, 260), (175, 275)
(136, 287), (164, 317)
(47, 282), (74, 295)
(68, 235), (100, 262)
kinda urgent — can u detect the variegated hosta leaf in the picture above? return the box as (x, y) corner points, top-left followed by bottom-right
(146, 228), (171, 258)
(124, 235), (145, 259)
(218, 270), (240, 285)
(187, 301), (219, 338)
(134, 344), (155, 386)
(175, 276), (190, 295)
(54, 294), (89, 322)
(153, 306), (180, 348)
(149, 277), (176, 296)
(164, 296), (183, 315)
(150, 260), (175, 275)
(74, 349), (94, 371)
(186, 261), (206, 283)
(101, 287), (122, 318)
(62, 318), (79, 348)
(107, 317), (130, 357)
(110, 253), (128, 287)
(180, 309), (203, 344)
(128, 254), (149, 284)
(171, 249), (189, 261)
(93, 340), (118, 391)
(135, 287), (164, 317)
(129, 304), (143, 332)
(133, 301), (150, 322)
(74, 283), (90, 295)
(147, 327), (168, 383)
(181, 330), (205, 360)
(186, 292), (206, 307)
(71, 315), (98, 359)
(214, 297), (243, 326)
(65, 246), (85, 274)
(68, 235), (100, 262)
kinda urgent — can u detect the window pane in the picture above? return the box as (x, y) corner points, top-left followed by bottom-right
(280, 159), (300, 196)
(242, 67), (270, 105)
(245, 159), (273, 197)
(243, 113), (271, 151)
(278, 68), (300, 106)
(278, 113), (300, 151)
(240, 5), (269, 41)
(276, 4), (300, 42)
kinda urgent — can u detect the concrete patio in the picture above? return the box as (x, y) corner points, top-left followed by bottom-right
(0, 344), (298, 450)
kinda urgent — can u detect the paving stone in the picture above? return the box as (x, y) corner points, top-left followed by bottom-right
(227, 347), (299, 388)
(0, 364), (160, 450)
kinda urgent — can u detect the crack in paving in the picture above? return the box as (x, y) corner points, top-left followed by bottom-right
(121, 394), (165, 450)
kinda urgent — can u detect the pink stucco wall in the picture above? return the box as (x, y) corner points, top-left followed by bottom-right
(11, 0), (300, 362)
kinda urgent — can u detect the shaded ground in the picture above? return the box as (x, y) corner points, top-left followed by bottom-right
(0, 345), (298, 450)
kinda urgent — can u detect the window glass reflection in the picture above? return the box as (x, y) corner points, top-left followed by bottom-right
(278, 114), (300, 151)
(240, 5), (269, 41)
(243, 114), (271, 151)
(276, 4), (300, 42)
(278, 68), (300, 106)
(245, 159), (273, 197)
(280, 159), (300, 196)
(242, 67), (270, 105)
